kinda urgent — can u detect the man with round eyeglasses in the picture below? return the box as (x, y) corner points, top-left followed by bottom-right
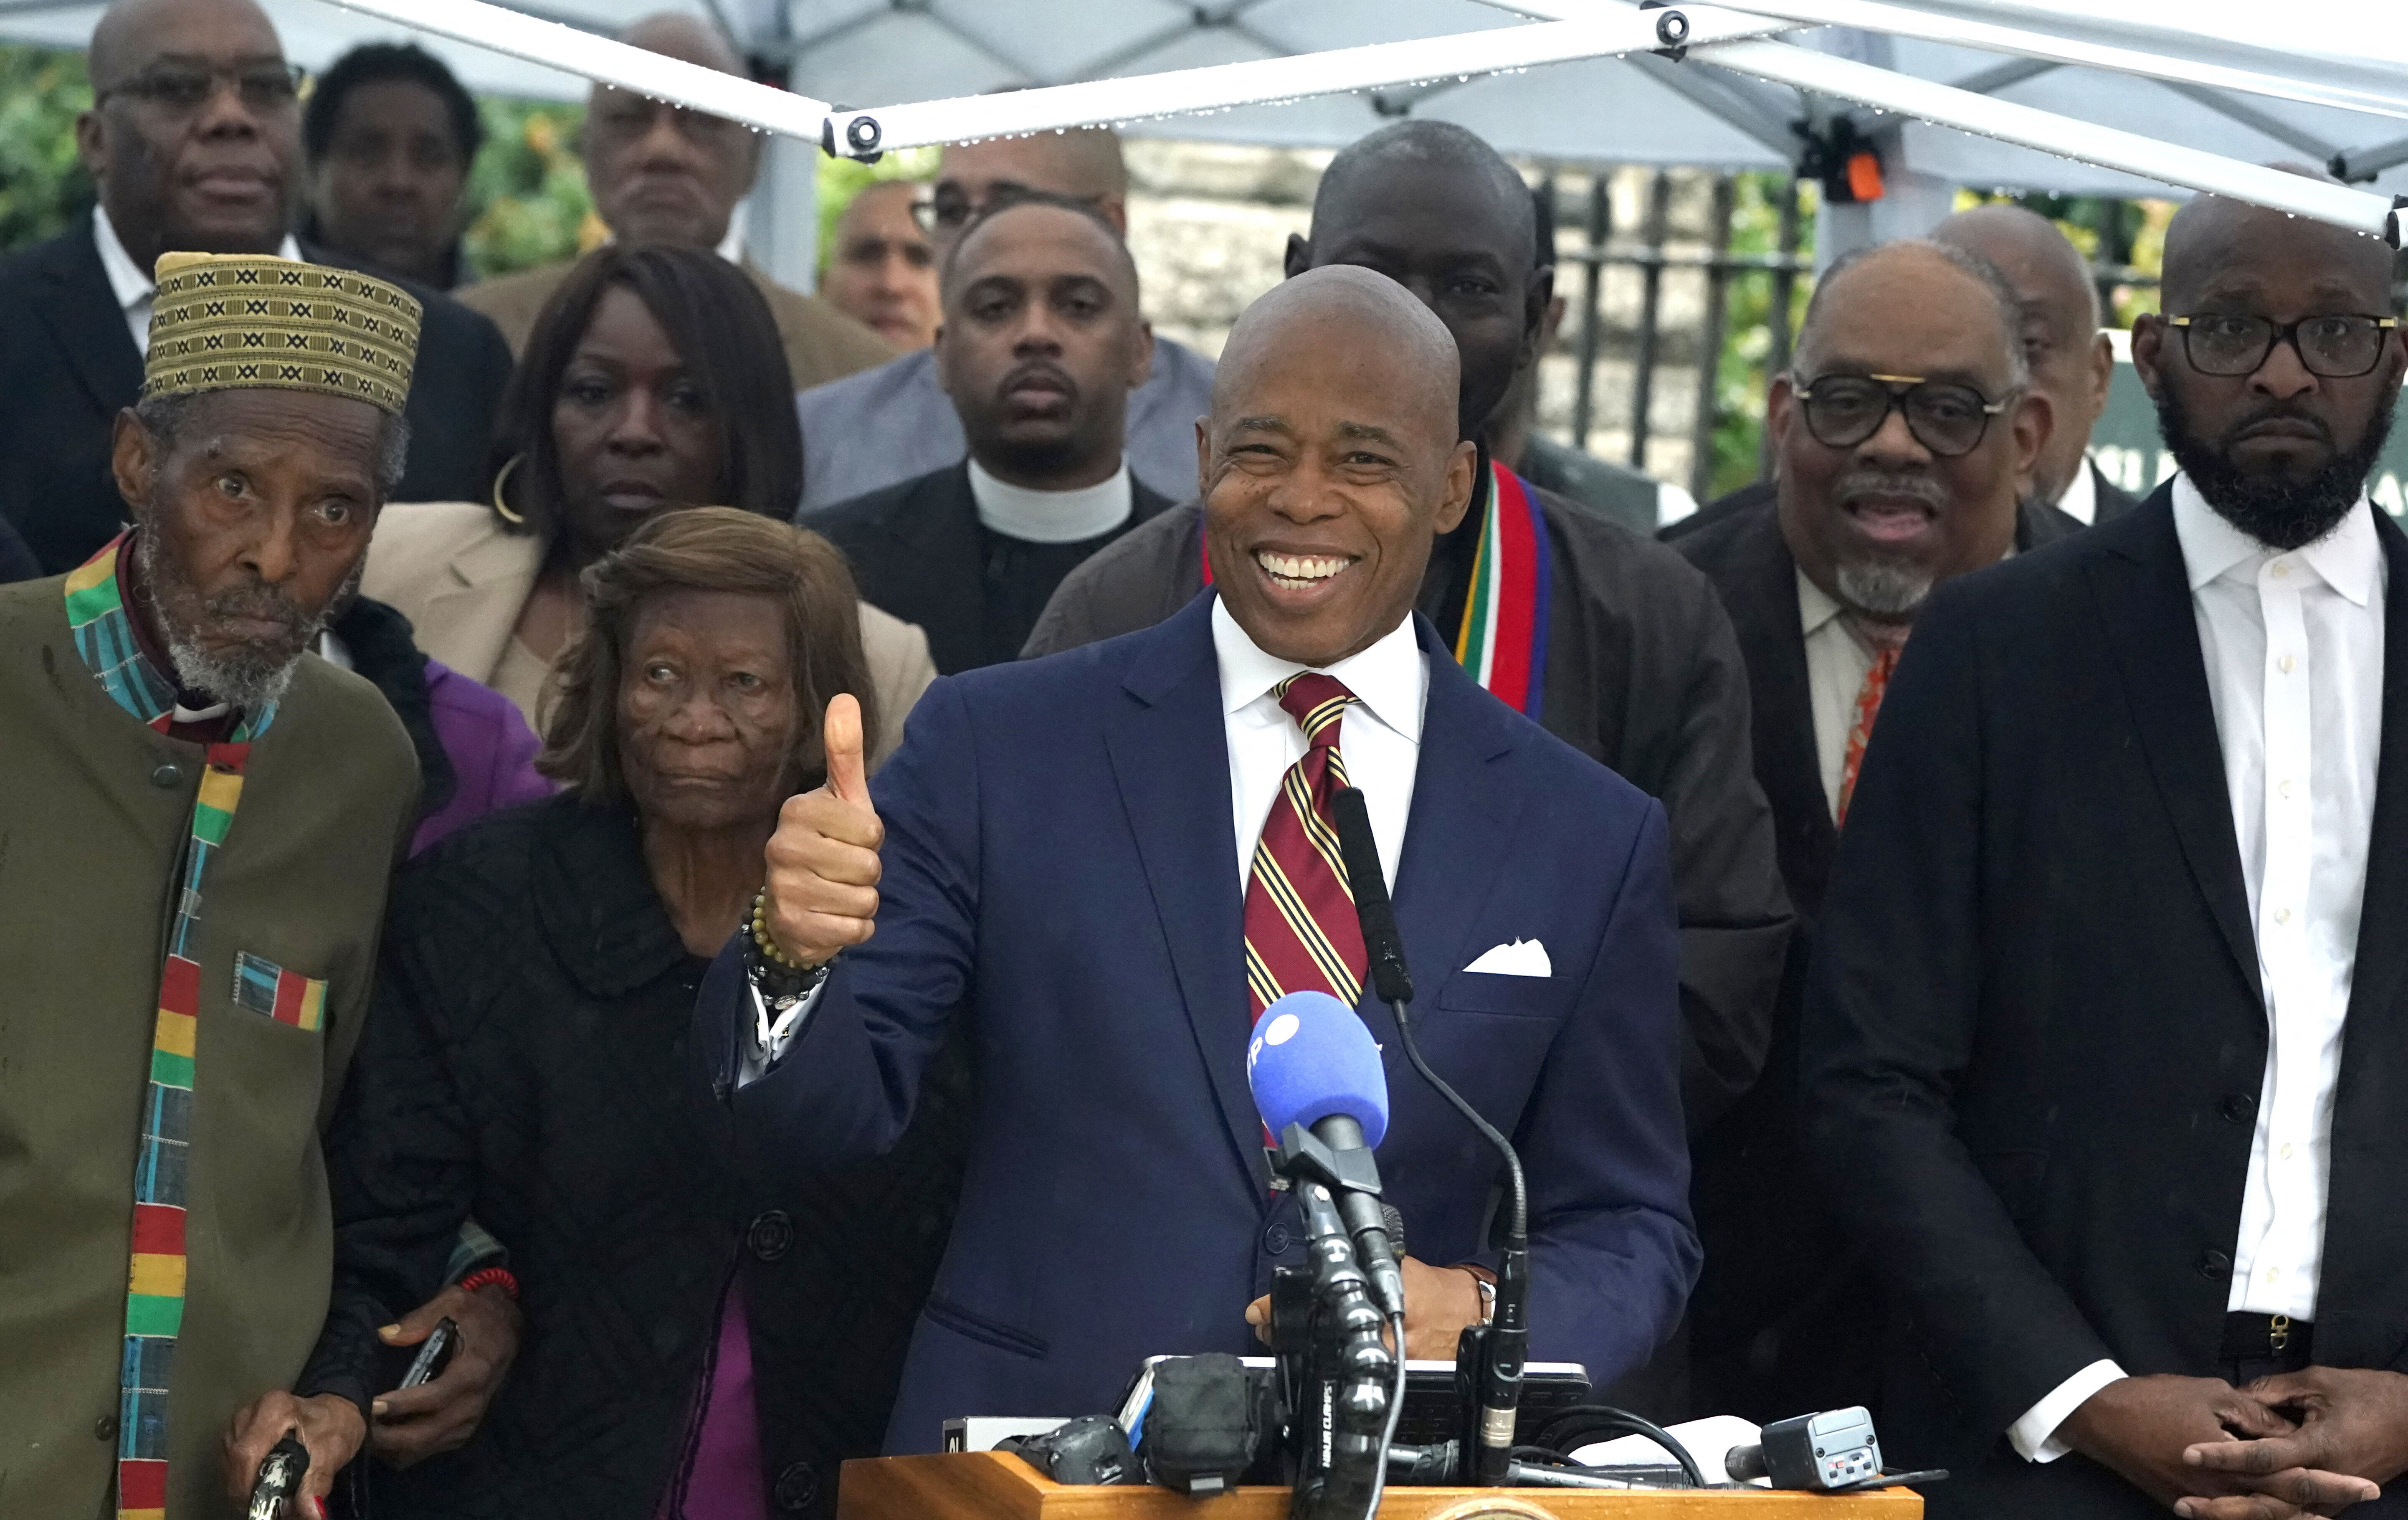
(1803, 183), (2408, 1520)
(1669, 235), (2073, 1428)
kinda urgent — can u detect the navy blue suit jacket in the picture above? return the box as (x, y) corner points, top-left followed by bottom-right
(695, 593), (1697, 1452)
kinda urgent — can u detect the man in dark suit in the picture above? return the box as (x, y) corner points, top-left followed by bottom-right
(1935, 203), (2139, 524)
(0, 0), (511, 575)
(1805, 192), (2408, 1519)
(808, 193), (1172, 674)
(1030, 121), (1790, 1150)
(702, 266), (1696, 1449)
(1672, 238), (2074, 1425)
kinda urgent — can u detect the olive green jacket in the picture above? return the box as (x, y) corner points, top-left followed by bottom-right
(0, 572), (418, 1519)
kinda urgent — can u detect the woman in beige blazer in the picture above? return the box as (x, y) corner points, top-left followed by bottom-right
(365, 244), (934, 764)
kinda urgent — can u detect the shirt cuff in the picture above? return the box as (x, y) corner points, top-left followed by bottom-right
(2010, 1359), (2129, 1462)
(736, 971), (827, 1089)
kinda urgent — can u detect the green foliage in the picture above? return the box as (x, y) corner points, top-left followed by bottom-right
(0, 44), (94, 253)
(1707, 172), (1816, 498)
(460, 97), (597, 280)
(814, 145), (937, 276)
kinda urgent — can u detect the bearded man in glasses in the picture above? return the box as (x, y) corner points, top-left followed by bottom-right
(1802, 189), (2408, 1520)
(0, 0), (514, 576)
(1670, 236), (2066, 1426)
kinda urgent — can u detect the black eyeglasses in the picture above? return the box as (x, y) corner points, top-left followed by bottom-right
(101, 60), (305, 114)
(2166, 313), (2402, 380)
(1792, 372), (2015, 458)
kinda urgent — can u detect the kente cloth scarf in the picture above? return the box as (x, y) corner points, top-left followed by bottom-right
(1199, 459), (1552, 719)
(64, 534), (280, 1520)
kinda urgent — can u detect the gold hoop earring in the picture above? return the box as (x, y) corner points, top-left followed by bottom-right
(490, 454), (527, 525)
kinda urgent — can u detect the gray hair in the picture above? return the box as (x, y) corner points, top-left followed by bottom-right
(133, 391), (411, 495)
(1793, 238), (2034, 393)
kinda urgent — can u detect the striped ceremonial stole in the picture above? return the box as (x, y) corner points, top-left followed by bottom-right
(1451, 461), (1552, 722)
(64, 536), (277, 1520)
(1199, 459), (1552, 719)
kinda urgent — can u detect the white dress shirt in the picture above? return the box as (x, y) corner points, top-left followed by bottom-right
(1213, 598), (1426, 895)
(2010, 473), (2385, 1463)
(967, 457), (1134, 545)
(2056, 461), (2099, 527)
(94, 207), (304, 355)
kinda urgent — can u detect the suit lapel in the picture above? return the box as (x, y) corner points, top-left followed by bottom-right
(2322, 513), (2408, 1365)
(1726, 509), (1836, 912)
(33, 216), (143, 418)
(416, 523), (542, 682)
(1101, 598), (1261, 1191)
(1393, 618), (1526, 1003)
(2085, 488), (2261, 996)
(896, 466), (988, 673)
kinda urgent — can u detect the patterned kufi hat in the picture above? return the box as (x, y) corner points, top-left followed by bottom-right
(141, 251), (421, 415)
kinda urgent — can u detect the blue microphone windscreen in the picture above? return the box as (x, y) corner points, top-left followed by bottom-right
(1247, 990), (1389, 1148)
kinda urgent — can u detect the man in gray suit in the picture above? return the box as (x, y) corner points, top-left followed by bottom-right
(794, 127), (1216, 514)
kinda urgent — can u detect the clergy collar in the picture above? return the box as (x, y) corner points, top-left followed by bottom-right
(966, 456), (1134, 545)
(1211, 595), (1427, 747)
(2172, 471), (2381, 605)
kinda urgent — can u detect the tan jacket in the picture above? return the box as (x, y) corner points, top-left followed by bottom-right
(0, 572), (418, 1520)
(454, 258), (895, 390)
(362, 502), (935, 768)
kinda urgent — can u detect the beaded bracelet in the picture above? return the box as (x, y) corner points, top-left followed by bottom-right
(749, 890), (804, 971)
(459, 1266), (518, 1302)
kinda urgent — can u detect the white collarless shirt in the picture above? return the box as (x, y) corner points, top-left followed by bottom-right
(94, 207), (305, 356)
(1212, 598), (1426, 896)
(2011, 473), (2386, 1463)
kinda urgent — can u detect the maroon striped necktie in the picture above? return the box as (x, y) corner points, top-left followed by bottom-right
(1244, 672), (1369, 1022)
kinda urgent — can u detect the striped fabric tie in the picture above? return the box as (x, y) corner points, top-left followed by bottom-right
(1243, 673), (1369, 1021)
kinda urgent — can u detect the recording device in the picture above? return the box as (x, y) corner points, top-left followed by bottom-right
(1247, 989), (1406, 1520)
(1329, 785), (1530, 1487)
(1136, 1354), (1262, 1495)
(997, 1414), (1139, 1486)
(246, 1433), (308, 1520)
(400, 1315), (459, 1389)
(1720, 1406), (1947, 1493)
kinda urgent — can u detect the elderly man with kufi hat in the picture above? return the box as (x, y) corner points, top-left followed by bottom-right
(0, 252), (423, 1518)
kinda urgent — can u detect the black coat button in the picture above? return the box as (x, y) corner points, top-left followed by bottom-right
(1262, 1224), (1291, 1255)
(149, 763), (182, 788)
(2222, 1093), (2258, 1122)
(94, 1413), (117, 1441)
(2198, 1250), (2232, 1280)
(748, 1209), (795, 1262)
(774, 1460), (818, 1511)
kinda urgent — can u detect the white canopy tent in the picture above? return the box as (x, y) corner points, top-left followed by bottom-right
(4, 0), (2403, 290)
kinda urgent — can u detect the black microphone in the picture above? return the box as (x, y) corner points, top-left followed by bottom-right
(1329, 786), (1530, 1486)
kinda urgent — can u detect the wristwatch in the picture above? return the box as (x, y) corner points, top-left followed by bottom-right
(1468, 1269), (1498, 1326)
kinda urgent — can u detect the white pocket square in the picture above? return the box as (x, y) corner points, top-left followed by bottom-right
(1464, 939), (1551, 978)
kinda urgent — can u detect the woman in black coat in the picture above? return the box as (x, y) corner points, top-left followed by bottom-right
(299, 510), (966, 1517)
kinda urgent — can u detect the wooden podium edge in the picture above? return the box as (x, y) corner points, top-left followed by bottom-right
(838, 1451), (1926, 1519)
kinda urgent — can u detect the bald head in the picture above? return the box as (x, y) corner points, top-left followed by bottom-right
(1289, 121), (1543, 442)
(1202, 266), (1477, 666)
(930, 130), (1130, 248)
(1933, 203), (2112, 502)
(583, 11), (757, 247)
(79, 0), (298, 266)
(2162, 192), (2397, 314)
(613, 11), (744, 77)
(1215, 265), (1460, 440)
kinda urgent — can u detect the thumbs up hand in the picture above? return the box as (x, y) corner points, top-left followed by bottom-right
(760, 693), (883, 969)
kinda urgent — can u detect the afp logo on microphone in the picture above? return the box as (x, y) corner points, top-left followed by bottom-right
(1246, 1008), (1304, 1082)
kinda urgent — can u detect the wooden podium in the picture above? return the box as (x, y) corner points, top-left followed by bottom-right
(838, 1452), (1924, 1520)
